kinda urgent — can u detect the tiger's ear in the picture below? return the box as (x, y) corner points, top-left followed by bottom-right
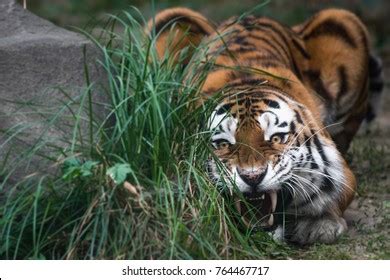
(146, 7), (214, 63)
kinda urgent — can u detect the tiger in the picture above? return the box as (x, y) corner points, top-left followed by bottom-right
(146, 7), (384, 245)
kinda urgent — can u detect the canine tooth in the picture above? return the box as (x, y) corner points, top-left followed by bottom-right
(261, 194), (265, 199)
(268, 214), (274, 226)
(270, 191), (277, 212)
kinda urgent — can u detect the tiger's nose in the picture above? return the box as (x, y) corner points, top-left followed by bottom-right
(237, 166), (268, 187)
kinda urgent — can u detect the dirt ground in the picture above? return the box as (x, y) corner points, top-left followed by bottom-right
(292, 55), (389, 259)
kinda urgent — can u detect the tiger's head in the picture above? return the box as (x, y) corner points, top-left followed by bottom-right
(205, 84), (347, 226)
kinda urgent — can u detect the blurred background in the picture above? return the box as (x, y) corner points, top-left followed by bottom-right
(19, 0), (389, 54)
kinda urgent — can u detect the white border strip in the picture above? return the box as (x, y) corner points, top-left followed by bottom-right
(0, 260), (388, 280)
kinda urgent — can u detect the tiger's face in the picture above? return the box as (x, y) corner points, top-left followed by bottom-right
(206, 88), (341, 226)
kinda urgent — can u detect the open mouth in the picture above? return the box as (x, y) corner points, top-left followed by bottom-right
(234, 190), (277, 230)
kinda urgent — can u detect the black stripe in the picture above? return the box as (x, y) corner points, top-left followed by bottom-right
(291, 38), (311, 59)
(233, 95), (268, 104)
(304, 140), (318, 169)
(233, 35), (247, 45)
(274, 115), (279, 125)
(320, 175), (334, 194)
(261, 89), (291, 104)
(250, 109), (262, 114)
(226, 45), (257, 53)
(337, 66), (348, 98)
(247, 33), (291, 64)
(311, 133), (328, 165)
(226, 78), (267, 88)
(244, 53), (282, 62)
(243, 22), (292, 63)
(252, 47), (287, 66)
(294, 110), (304, 124)
(233, 94), (272, 103)
(244, 97), (252, 109)
(216, 103), (233, 115)
(303, 70), (332, 100)
(154, 15), (210, 36)
(311, 160), (319, 170)
(303, 19), (357, 48)
(290, 122), (296, 134)
(278, 121), (288, 127)
(257, 21), (305, 78)
(258, 22), (291, 50)
(262, 99), (280, 109)
(255, 60), (284, 69)
(239, 15), (257, 30)
(247, 33), (287, 55)
(290, 56), (303, 80)
(257, 23), (292, 60)
(212, 138), (229, 145)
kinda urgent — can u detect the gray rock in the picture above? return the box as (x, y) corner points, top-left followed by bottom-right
(0, 0), (109, 186)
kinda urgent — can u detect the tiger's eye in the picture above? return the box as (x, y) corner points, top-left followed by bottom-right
(271, 135), (282, 144)
(218, 142), (231, 149)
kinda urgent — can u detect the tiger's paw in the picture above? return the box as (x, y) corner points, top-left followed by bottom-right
(268, 225), (285, 243)
(289, 216), (347, 245)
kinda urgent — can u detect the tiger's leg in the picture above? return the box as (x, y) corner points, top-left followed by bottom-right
(293, 9), (371, 154)
(284, 157), (357, 245)
(333, 54), (384, 152)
